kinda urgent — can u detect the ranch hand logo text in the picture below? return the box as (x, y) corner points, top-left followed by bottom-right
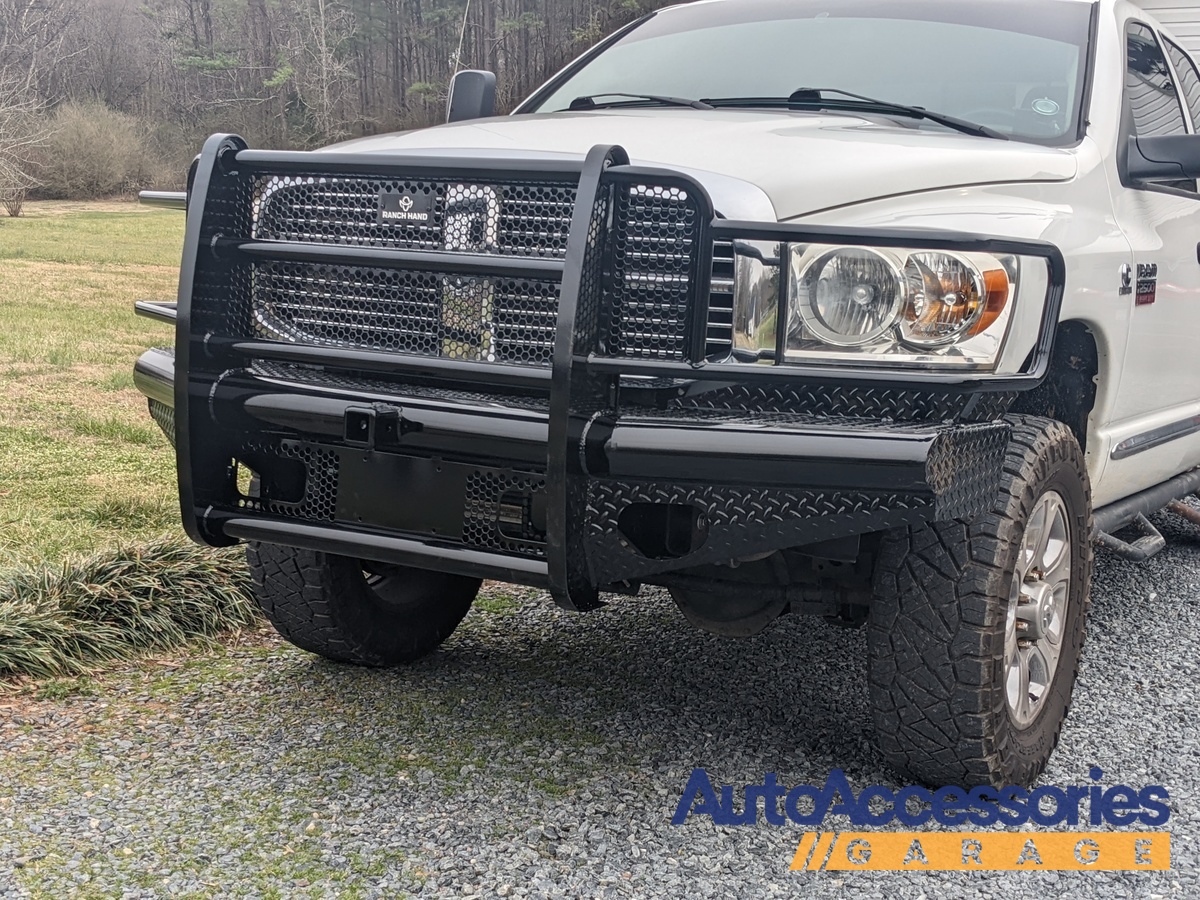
(673, 768), (1171, 872)
(378, 191), (433, 224)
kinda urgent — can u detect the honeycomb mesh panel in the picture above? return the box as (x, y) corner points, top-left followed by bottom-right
(462, 470), (547, 558)
(239, 440), (339, 523)
(252, 261), (561, 366)
(202, 168), (711, 369)
(191, 170), (257, 340)
(574, 190), (612, 355)
(148, 399), (176, 447)
(606, 183), (700, 360)
(250, 361), (553, 411)
(252, 175), (578, 258)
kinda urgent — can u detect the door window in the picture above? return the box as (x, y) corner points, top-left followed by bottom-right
(1127, 22), (1188, 137)
(1163, 37), (1200, 128)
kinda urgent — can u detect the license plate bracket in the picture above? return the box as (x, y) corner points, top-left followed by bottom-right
(335, 450), (468, 539)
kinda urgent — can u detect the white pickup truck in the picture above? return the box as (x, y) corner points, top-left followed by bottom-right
(135, 0), (1200, 788)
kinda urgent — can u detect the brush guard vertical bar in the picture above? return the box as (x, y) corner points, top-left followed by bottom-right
(547, 145), (716, 610)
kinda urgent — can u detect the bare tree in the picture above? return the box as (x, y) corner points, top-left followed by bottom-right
(0, 73), (45, 214)
(0, 0), (86, 209)
(290, 0), (356, 144)
(0, 0), (83, 95)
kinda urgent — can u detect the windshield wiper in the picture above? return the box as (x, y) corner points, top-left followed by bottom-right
(703, 88), (1007, 140)
(568, 92), (714, 111)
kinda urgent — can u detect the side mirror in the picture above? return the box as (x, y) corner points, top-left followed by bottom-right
(447, 70), (497, 123)
(1127, 134), (1200, 181)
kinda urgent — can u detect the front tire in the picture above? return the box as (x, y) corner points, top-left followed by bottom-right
(868, 416), (1092, 787)
(246, 543), (482, 667)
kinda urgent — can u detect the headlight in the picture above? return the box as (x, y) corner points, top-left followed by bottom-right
(732, 241), (1039, 373)
(900, 252), (1009, 347)
(794, 248), (905, 347)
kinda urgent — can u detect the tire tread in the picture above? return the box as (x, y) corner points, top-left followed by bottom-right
(868, 416), (1094, 786)
(246, 544), (480, 667)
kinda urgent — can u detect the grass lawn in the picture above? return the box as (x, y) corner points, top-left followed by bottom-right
(0, 201), (186, 568)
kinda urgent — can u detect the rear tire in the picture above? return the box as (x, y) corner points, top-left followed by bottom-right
(246, 543), (482, 667)
(867, 416), (1092, 787)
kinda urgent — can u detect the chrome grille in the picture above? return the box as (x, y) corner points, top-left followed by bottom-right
(706, 240), (736, 358)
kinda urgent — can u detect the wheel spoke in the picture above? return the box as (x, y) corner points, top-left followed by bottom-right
(1040, 497), (1069, 575)
(1016, 646), (1033, 721)
(1005, 635), (1020, 670)
(1042, 541), (1072, 589)
(1038, 616), (1063, 675)
(1030, 498), (1054, 571)
(1006, 644), (1024, 716)
(1021, 502), (1048, 577)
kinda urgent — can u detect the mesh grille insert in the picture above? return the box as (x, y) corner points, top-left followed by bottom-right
(606, 184), (700, 361)
(253, 175), (578, 258)
(245, 172), (708, 367)
(252, 261), (561, 366)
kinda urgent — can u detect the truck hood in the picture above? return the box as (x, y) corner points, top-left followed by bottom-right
(326, 110), (1078, 221)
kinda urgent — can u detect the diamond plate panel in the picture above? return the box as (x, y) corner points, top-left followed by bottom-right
(676, 384), (1018, 424)
(584, 481), (937, 585)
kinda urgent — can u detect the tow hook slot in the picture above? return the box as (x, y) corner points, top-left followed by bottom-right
(344, 403), (421, 450)
(617, 503), (708, 560)
(1095, 513), (1167, 562)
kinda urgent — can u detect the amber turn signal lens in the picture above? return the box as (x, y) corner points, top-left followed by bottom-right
(971, 267), (1011, 336)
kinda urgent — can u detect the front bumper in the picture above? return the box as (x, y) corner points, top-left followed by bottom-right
(137, 344), (1010, 605)
(137, 135), (1064, 610)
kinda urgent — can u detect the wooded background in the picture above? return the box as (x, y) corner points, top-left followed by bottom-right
(0, 0), (679, 201)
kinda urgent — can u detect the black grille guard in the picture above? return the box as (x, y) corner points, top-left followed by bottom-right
(162, 134), (1067, 611)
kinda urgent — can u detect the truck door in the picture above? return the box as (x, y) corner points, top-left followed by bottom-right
(1106, 20), (1200, 495)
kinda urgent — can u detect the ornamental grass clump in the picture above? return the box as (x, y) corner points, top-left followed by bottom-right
(0, 541), (258, 679)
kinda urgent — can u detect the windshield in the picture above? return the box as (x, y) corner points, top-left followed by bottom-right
(523, 0), (1095, 144)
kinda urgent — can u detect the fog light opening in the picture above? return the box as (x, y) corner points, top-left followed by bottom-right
(236, 455), (307, 507)
(234, 459), (258, 505)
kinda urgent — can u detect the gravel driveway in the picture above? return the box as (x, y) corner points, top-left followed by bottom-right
(2, 506), (1198, 899)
